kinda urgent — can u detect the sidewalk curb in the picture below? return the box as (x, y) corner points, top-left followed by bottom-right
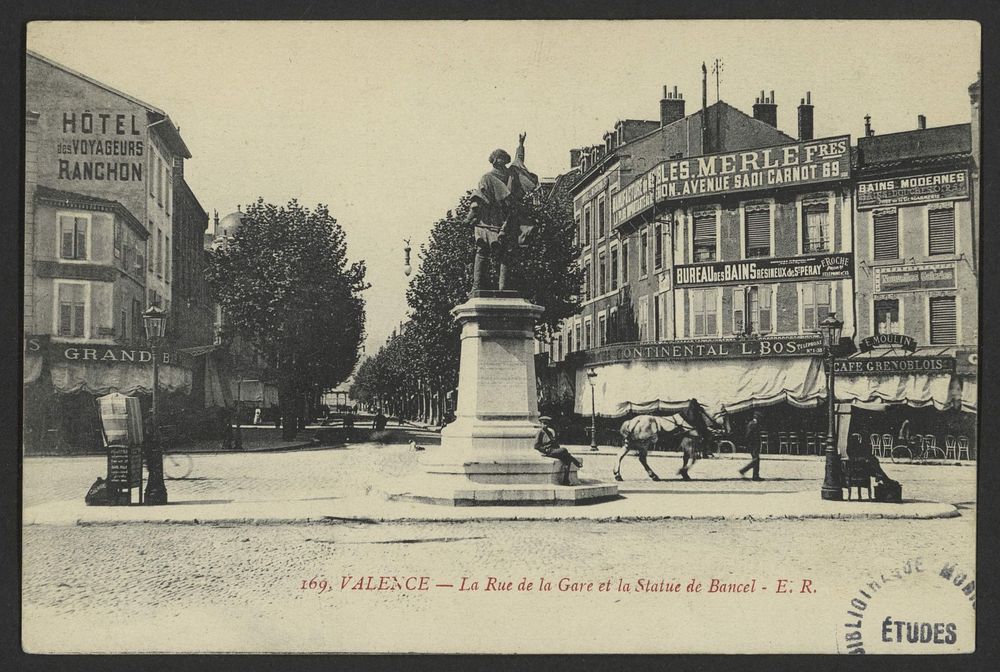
(24, 492), (962, 527)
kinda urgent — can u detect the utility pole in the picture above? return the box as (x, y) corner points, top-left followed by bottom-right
(712, 58), (724, 103)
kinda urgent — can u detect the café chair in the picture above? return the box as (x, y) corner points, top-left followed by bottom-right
(870, 433), (883, 458)
(759, 431), (770, 454)
(957, 436), (972, 461)
(945, 435), (957, 460)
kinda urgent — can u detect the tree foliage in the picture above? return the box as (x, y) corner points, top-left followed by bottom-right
(352, 187), (582, 419)
(206, 199), (368, 435)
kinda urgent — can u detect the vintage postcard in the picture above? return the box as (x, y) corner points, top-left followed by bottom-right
(21, 20), (979, 654)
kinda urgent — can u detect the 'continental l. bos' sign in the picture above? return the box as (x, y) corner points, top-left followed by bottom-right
(611, 135), (851, 227)
(675, 253), (853, 288)
(584, 336), (825, 365)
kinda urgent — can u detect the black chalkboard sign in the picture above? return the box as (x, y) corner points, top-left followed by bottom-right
(107, 444), (142, 488)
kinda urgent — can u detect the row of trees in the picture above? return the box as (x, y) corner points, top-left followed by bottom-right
(206, 199), (368, 439)
(350, 189), (583, 425)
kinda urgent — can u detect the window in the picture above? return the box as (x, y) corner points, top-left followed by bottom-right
(610, 245), (619, 291)
(691, 288), (718, 337)
(745, 203), (772, 257)
(692, 210), (717, 262)
(121, 308), (127, 341)
(568, 327), (575, 353)
(575, 214), (582, 246)
(874, 299), (900, 335)
(598, 251), (607, 295)
(598, 314), (607, 347)
(157, 229), (163, 277)
(59, 214), (88, 260)
(654, 222), (664, 270)
(148, 224), (154, 271)
(801, 200), (830, 253)
(133, 298), (143, 342)
(165, 174), (172, 215)
(583, 205), (592, 247)
(581, 263), (589, 301)
(597, 196), (606, 239)
(156, 157), (163, 206)
(57, 283), (86, 337)
(149, 153), (155, 197)
(802, 282), (832, 331)
(928, 205), (956, 256)
(929, 296), (957, 345)
(137, 240), (146, 277)
(639, 228), (649, 277)
(734, 286), (773, 334)
(113, 220), (122, 258)
(873, 208), (899, 260)
(654, 293), (662, 341)
(575, 323), (582, 352)
(638, 296), (649, 341)
(584, 319), (592, 350)
(165, 236), (171, 283)
(621, 240), (629, 283)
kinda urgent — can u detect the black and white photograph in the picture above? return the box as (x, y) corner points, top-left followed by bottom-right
(18, 19), (981, 654)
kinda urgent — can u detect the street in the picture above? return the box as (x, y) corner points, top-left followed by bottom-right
(22, 438), (977, 654)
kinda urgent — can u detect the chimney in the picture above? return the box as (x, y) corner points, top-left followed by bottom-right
(864, 114), (874, 137)
(917, 114), (927, 130)
(569, 148), (583, 169)
(660, 85), (686, 126)
(797, 91), (814, 141)
(753, 89), (778, 127)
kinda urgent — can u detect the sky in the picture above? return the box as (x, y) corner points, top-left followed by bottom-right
(27, 20), (980, 360)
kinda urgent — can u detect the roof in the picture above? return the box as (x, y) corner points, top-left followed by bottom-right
(571, 100), (796, 193)
(858, 124), (971, 167)
(35, 185), (147, 238)
(28, 50), (191, 159)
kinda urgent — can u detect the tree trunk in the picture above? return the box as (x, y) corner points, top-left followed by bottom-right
(278, 379), (298, 441)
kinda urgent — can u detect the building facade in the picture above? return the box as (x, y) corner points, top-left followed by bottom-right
(23, 51), (197, 452)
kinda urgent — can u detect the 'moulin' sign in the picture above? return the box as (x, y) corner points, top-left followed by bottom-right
(611, 135), (851, 226)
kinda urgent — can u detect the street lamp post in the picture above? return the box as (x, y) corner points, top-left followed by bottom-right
(587, 368), (599, 451)
(819, 312), (844, 501)
(142, 306), (168, 505)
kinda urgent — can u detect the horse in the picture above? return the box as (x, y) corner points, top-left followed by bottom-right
(614, 399), (726, 481)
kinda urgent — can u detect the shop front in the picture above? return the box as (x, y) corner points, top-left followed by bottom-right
(834, 342), (976, 459)
(23, 337), (192, 453)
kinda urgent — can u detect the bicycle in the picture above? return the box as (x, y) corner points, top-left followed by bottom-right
(890, 437), (947, 464)
(158, 422), (195, 480)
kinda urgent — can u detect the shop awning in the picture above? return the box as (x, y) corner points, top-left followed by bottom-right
(574, 356), (825, 417)
(49, 360), (192, 396)
(24, 354), (43, 385)
(834, 346), (971, 411)
(230, 379), (279, 408)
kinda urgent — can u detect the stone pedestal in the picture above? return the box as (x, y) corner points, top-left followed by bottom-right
(391, 292), (617, 506)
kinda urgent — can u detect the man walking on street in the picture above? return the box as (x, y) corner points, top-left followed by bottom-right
(739, 411), (763, 481)
(534, 416), (583, 486)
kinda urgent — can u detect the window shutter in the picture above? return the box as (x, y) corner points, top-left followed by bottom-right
(733, 302), (744, 334)
(75, 218), (87, 259)
(73, 304), (85, 337)
(873, 209), (899, 260)
(929, 296), (957, 344)
(693, 214), (715, 244)
(745, 206), (770, 257)
(759, 288), (772, 333)
(928, 207), (956, 255)
(59, 303), (71, 335)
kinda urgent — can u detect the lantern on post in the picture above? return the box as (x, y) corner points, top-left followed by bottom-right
(819, 312), (844, 501)
(142, 305), (168, 505)
(587, 368), (599, 451)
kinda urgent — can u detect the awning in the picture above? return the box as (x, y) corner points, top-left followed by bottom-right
(230, 379), (279, 408)
(835, 345), (970, 411)
(835, 372), (961, 411)
(575, 357), (825, 417)
(178, 343), (220, 357)
(24, 354), (43, 385)
(49, 360), (192, 396)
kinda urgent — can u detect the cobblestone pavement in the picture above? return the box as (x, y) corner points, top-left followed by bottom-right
(24, 439), (977, 509)
(22, 442), (977, 653)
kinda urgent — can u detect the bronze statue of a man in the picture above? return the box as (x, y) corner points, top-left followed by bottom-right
(466, 132), (539, 292)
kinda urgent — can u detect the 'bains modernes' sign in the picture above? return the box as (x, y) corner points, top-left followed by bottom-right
(611, 135), (851, 227)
